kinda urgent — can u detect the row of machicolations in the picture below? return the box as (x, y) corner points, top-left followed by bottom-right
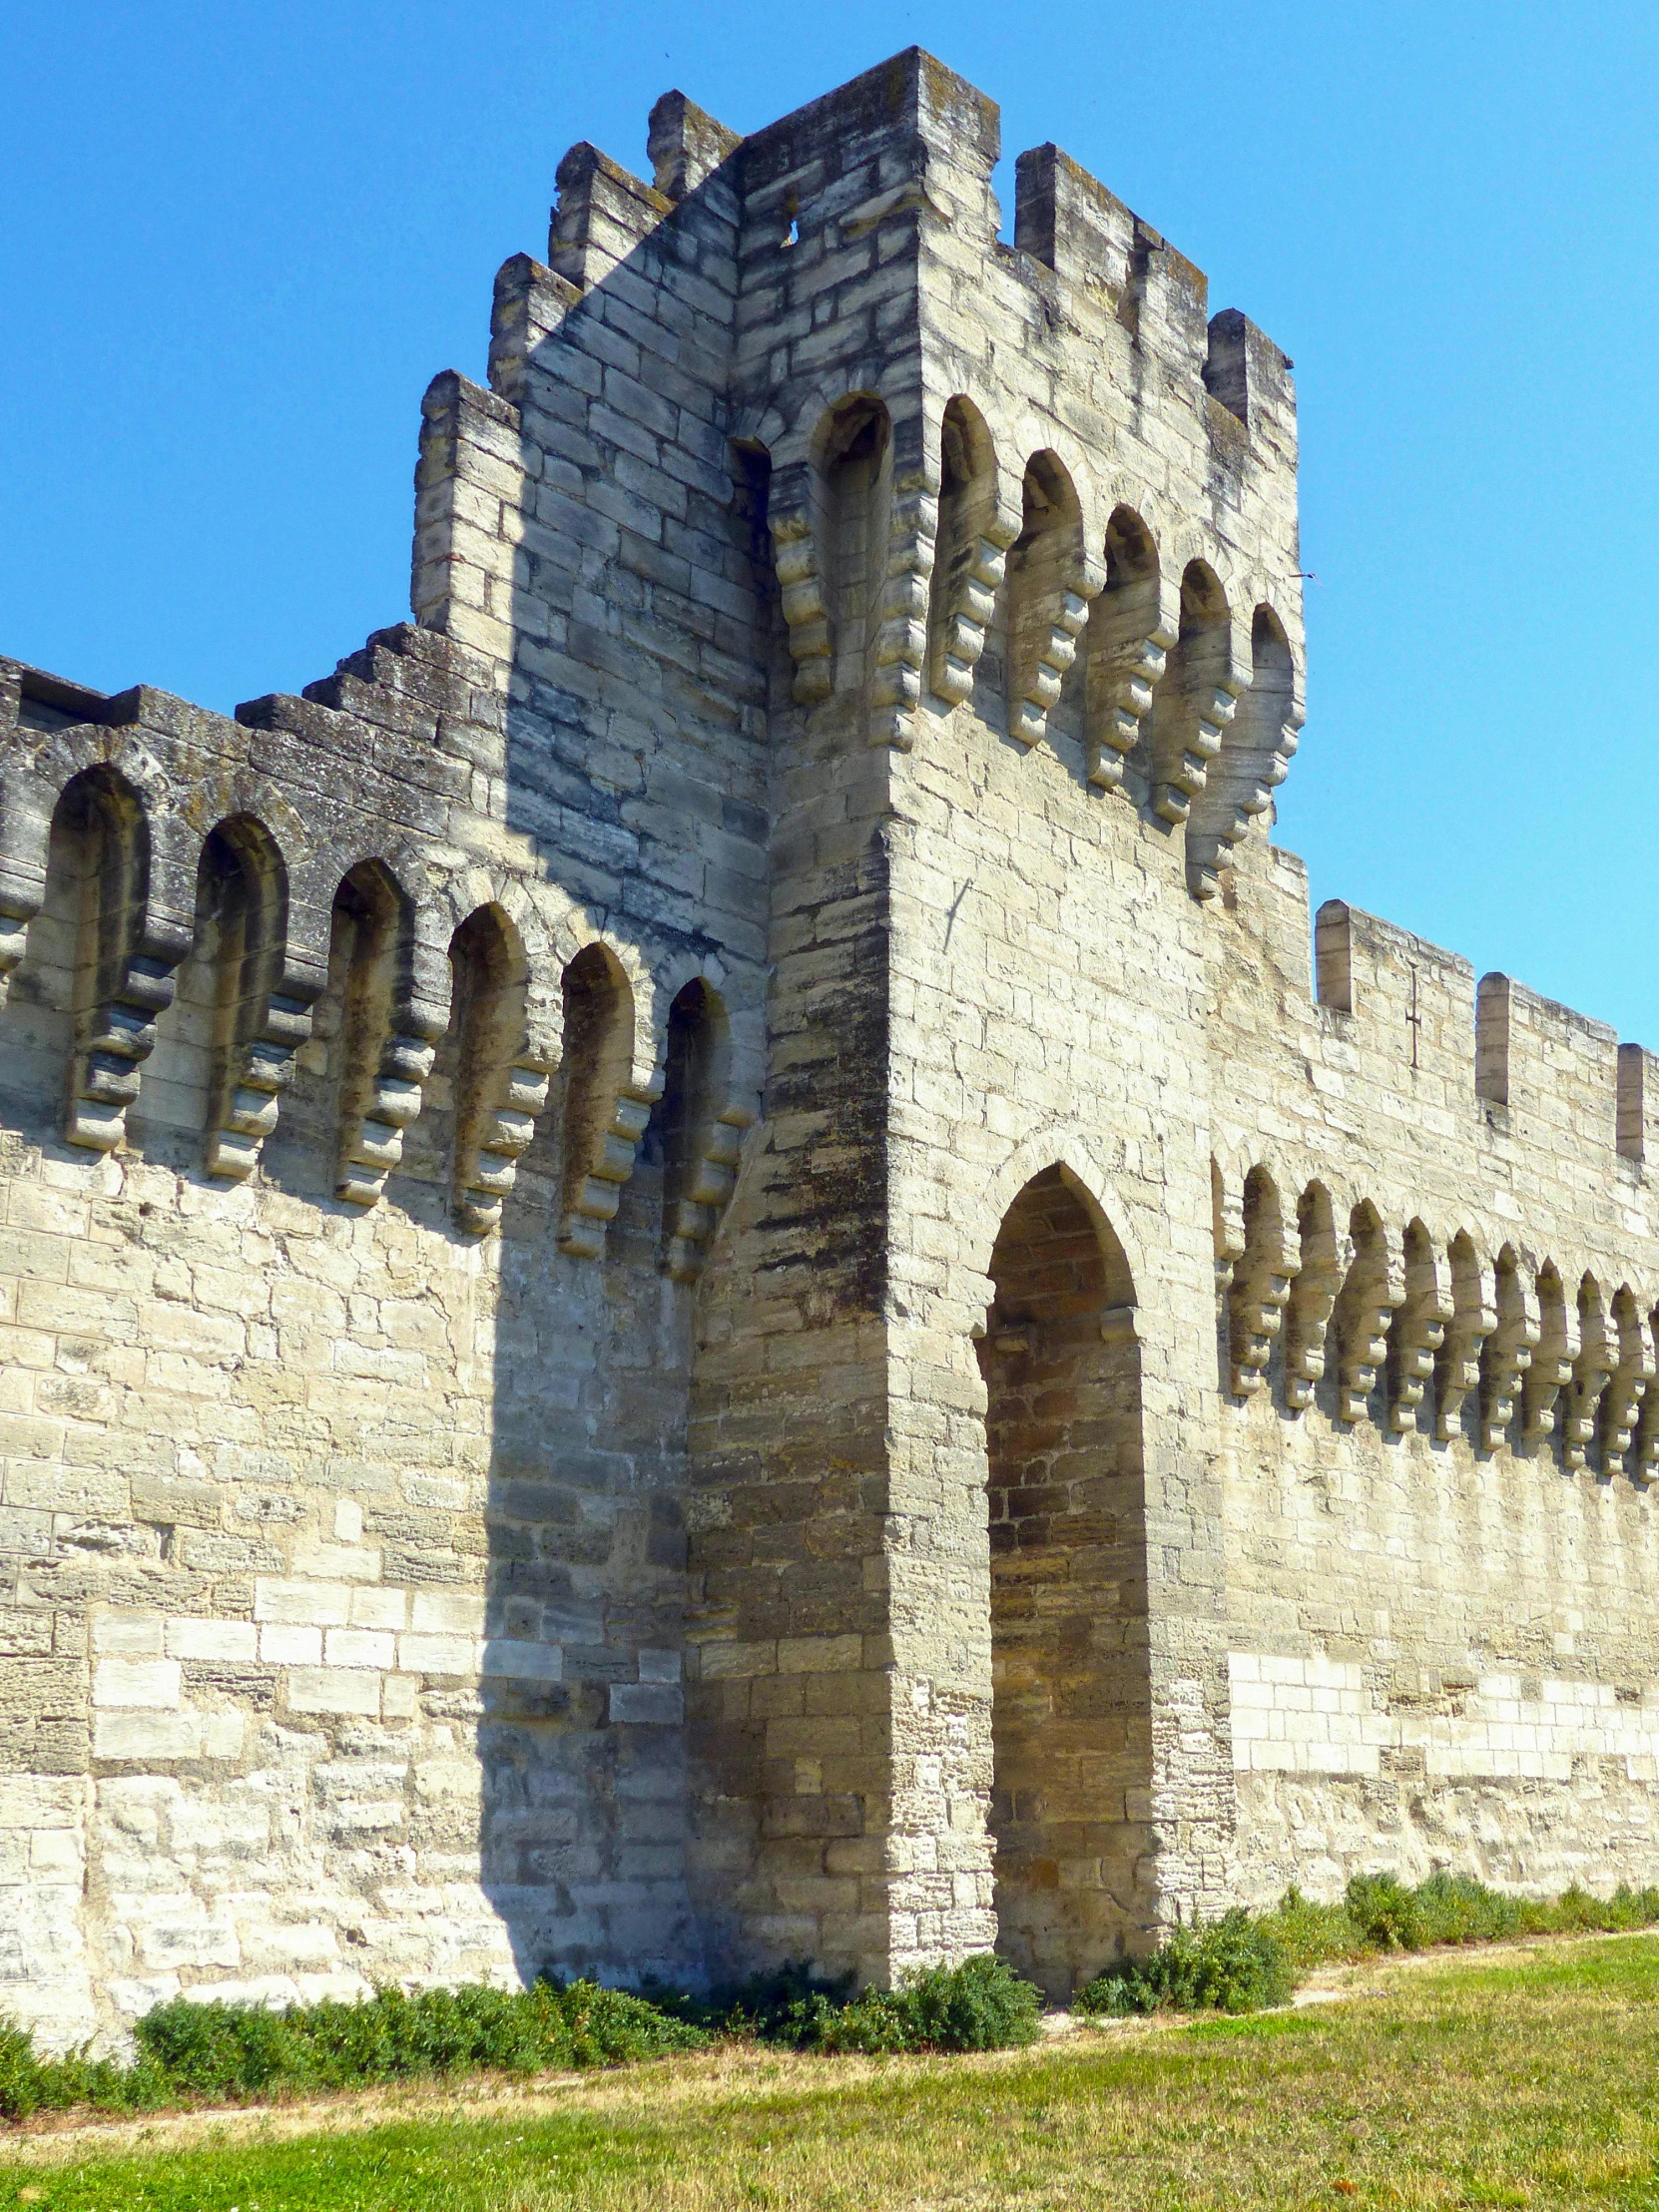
(1216, 1163), (1659, 1480)
(753, 382), (1304, 896)
(0, 690), (751, 1275)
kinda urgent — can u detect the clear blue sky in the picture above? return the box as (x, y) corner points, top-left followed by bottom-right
(3, 3), (1656, 1042)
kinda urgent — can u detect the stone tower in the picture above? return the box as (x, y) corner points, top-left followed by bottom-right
(3, 53), (1658, 2051)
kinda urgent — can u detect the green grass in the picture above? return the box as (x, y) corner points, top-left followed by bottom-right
(4, 1936), (1659, 2208)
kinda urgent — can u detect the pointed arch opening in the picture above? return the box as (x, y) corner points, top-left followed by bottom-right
(1286, 1181), (1340, 1412)
(1188, 603), (1297, 894)
(927, 395), (1001, 706)
(977, 1163), (1148, 1998)
(1085, 505), (1166, 794)
(812, 393), (893, 697)
(140, 814), (289, 1175)
(446, 902), (542, 1236)
(1006, 451), (1087, 748)
(557, 941), (641, 1258)
(7, 766), (152, 1148)
(1151, 560), (1233, 829)
(316, 859), (437, 1208)
(654, 976), (735, 1282)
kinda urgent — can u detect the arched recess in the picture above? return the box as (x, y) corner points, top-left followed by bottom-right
(1435, 1230), (1496, 1441)
(1285, 1182), (1342, 1412)
(926, 396), (1008, 708)
(976, 1163), (1148, 1998)
(1150, 560), (1240, 831)
(322, 860), (446, 1209)
(1601, 1284), (1653, 1478)
(1084, 505), (1173, 794)
(557, 941), (649, 1260)
(1333, 1200), (1403, 1425)
(12, 766), (167, 1150)
(154, 815), (302, 1180)
(653, 977), (741, 1283)
(812, 393), (893, 700)
(1524, 1260), (1578, 1451)
(1187, 604), (1300, 897)
(1005, 451), (1093, 749)
(1229, 1165), (1296, 1396)
(1387, 1219), (1451, 1435)
(447, 902), (548, 1236)
(1481, 1244), (1539, 1450)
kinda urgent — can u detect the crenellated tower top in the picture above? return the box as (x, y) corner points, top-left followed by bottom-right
(456, 49), (1308, 902)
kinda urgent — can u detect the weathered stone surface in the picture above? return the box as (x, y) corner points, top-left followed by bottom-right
(0, 49), (1655, 2043)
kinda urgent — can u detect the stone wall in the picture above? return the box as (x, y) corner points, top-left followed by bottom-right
(0, 47), (1654, 2047)
(1210, 844), (1659, 1905)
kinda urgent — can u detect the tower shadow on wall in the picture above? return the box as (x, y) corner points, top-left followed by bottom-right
(468, 123), (785, 1991)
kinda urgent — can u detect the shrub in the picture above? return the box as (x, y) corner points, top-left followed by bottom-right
(130, 1978), (702, 2102)
(1075, 1910), (1294, 2017)
(1344, 1871), (1424, 1950)
(887, 1954), (1043, 2052)
(1258, 1885), (1366, 1972)
(1603, 1882), (1659, 1931)
(653, 1960), (856, 2042)
(786, 1954), (1041, 2055)
(1409, 1871), (1522, 1947)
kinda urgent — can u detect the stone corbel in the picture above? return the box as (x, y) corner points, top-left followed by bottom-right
(1435, 1247), (1497, 1442)
(865, 477), (938, 751)
(769, 461), (833, 707)
(664, 1104), (754, 1282)
(1229, 1198), (1298, 1397)
(1009, 543), (1105, 750)
(1152, 625), (1247, 830)
(1334, 1218), (1405, 1425)
(1599, 1289), (1654, 1478)
(455, 1036), (554, 1237)
(1633, 1310), (1659, 1484)
(1284, 1196), (1344, 1413)
(1388, 1237), (1453, 1435)
(1523, 1272), (1580, 1451)
(1212, 1172), (1245, 1322)
(1084, 570), (1180, 795)
(558, 1080), (659, 1258)
(0, 874), (39, 1012)
(67, 923), (192, 1153)
(1562, 1282), (1615, 1471)
(1480, 1256), (1538, 1450)
(336, 991), (448, 1209)
(930, 489), (1020, 711)
(1100, 1303), (1138, 1348)
(1188, 699), (1307, 901)
(207, 956), (324, 1183)
(0, 764), (51, 1008)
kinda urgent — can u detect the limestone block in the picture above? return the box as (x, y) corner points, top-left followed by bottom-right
(286, 1669), (382, 1717)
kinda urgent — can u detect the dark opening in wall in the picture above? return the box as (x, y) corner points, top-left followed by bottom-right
(977, 1164), (1149, 1999)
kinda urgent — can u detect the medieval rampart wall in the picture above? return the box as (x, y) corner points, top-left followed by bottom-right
(1211, 834), (1659, 1901)
(0, 46), (1654, 2042)
(0, 89), (773, 2041)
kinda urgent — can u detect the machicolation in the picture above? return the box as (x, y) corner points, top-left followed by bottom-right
(2, 50), (1657, 2046)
